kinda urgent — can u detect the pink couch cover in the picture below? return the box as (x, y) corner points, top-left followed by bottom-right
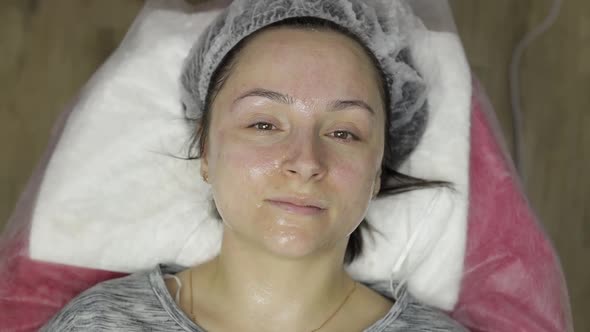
(0, 79), (572, 331)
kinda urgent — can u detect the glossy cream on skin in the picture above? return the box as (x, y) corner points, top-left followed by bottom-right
(201, 28), (386, 259)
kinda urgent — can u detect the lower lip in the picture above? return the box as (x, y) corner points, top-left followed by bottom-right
(267, 200), (326, 216)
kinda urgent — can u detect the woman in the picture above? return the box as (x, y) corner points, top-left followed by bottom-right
(42, 0), (466, 331)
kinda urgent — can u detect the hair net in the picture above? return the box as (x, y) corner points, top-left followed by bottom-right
(181, 0), (428, 167)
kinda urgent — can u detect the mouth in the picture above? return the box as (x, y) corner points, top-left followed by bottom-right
(266, 197), (327, 216)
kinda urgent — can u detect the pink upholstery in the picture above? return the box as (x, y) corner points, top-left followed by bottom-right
(0, 231), (125, 331)
(451, 79), (572, 332)
(0, 79), (571, 331)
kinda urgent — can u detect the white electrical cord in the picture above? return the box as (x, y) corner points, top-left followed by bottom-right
(509, 0), (563, 182)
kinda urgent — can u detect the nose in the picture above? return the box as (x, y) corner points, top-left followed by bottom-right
(282, 132), (327, 182)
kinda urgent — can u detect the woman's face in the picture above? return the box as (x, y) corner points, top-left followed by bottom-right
(201, 28), (386, 258)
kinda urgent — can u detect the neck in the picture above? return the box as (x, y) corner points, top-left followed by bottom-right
(194, 227), (355, 331)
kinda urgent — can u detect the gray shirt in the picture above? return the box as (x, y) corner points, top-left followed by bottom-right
(41, 264), (467, 331)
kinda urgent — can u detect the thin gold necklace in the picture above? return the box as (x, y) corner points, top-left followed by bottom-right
(310, 280), (357, 332)
(188, 270), (357, 332)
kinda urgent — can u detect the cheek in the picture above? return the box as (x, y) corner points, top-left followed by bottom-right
(329, 149), (377, 192)
(328, 149), (380, 221)
(209, 132), (281, 194)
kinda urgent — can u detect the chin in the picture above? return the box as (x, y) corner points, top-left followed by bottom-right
(261, 227), (325, 259)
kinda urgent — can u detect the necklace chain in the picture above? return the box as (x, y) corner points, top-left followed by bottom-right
(310, 280), (357, 332)
(187, 269), (357, 332)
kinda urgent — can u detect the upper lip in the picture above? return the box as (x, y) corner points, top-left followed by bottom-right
(267, 196), (328, 209)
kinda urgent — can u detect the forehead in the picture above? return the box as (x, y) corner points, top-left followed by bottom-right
(223, 27), (384, 108)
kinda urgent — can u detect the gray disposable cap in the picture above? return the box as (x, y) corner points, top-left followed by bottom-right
(181, 0), (429, 169)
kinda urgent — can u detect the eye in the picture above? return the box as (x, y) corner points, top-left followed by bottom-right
(248, 122), (276, 131)
(330, 130), (359, 141)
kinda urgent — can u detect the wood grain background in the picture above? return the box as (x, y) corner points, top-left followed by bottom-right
(1, 0), (588, 330)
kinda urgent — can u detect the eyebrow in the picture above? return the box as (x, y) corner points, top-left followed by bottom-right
(233, 88), (375, 115)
